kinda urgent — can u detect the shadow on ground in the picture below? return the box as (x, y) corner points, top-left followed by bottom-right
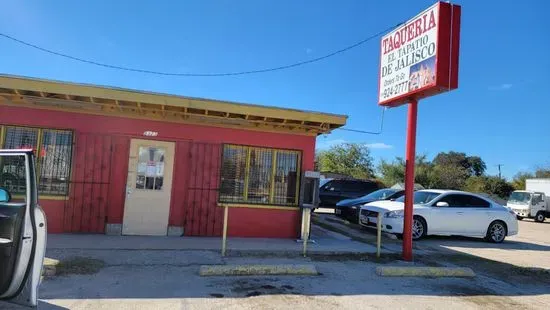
(33, 213), (550, 307)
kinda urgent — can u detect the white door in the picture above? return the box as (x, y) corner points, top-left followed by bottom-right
(430, 194), (490, 235)
(428, 194), (467, 235)
(0, 150), (46, 308)
(122, 139), (175, 236)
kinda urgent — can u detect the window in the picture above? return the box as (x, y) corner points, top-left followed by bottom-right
(396, 191), (440, 204)
(219, 144), (300, 206)
(322, 180), (343, 192)
(435, 194), (463, 207)
(464, 195), (490, 208)
(532, 193), (544, 205)
(0, 125), (73, 196)
(435, 194), (490, 208)
(136, 146), (165, 190)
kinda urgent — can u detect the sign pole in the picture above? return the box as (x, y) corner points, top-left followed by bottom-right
(403, 98), (418, 261)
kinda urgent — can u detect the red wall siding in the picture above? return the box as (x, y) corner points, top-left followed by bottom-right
(106, 136), (130, 224)
(227, 208), (301, 238)
(63, 133), (114, 233)
(0, 105), (315, 237)
(40, 200), (65, 233)
(179, 142), (223, 237)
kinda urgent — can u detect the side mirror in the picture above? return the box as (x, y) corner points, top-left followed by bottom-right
(0, 188), (11, 203)
(435, 201), (449, 207)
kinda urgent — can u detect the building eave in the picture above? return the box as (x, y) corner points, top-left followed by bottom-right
(0, 74), (347, 135)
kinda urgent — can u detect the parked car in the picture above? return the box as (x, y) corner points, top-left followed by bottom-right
(0, 149), (46, 308)
(335, 188), (405, 223)
(359, 190), (518, 243)
(319, 179), (382, 207)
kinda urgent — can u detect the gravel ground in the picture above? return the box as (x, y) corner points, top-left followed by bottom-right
(2, 252), (549, 310)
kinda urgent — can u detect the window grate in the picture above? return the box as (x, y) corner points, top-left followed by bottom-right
(219, 144), (300, 206)
(0, 125), (73, 196)
(38, 129), (73, 195)
(0, 126), (39, 194)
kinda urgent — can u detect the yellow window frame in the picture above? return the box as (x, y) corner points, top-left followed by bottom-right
(222, 144), (301, 206)
(0, 124), (74, 199)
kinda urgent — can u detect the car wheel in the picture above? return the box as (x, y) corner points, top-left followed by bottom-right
(516, 216), (523, 221)
(535, 212), (545, 223)
(485, 221), (507, 243)
(412, 216), (427, 240)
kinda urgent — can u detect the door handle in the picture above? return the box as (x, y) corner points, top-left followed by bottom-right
(456, 212), (464, 215)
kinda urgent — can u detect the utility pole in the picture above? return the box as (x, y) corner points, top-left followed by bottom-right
(496, 164), (503, 179)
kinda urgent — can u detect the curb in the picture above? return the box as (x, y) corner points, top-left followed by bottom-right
(376, 266), (476, 277)
(42, 258), (60, 277)
(199, 264), (318, 276)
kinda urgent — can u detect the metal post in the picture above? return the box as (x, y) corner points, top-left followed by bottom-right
(403, 99), (418, 262)
(376, 212), (382, 258)
(302, 208), (309, 257)
(222, 205), (229, 256)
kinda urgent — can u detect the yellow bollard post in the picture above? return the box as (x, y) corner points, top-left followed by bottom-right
(222, 205), (229, 256)
(302, 209), (308, 257)
(377, 212), (382, 258)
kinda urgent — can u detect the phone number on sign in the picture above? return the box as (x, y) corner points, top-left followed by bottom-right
(380, 81), (408, 100)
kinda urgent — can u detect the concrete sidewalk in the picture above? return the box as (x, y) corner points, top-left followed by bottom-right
(46, 224), (387, 256)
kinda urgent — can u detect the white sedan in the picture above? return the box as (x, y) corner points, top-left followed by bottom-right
(359, 190), (518, 243)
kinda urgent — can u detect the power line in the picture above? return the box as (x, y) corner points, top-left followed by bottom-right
(0, 22), (402, 77)
(334, 107), (387, 135)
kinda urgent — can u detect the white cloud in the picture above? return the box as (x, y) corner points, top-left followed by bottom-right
(489, 83), (513, 91)
(315, 139), (393, 150)
(365, 142), (393, 149)
(316, 139), (347, 150)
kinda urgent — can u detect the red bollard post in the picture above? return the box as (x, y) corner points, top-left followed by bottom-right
(403, 99), (418, 261)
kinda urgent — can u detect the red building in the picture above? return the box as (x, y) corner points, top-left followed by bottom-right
(0, 75), (346, 238)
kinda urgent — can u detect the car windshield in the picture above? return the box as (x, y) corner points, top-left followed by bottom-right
(363, 189), (398, 200)
(508, 192), (531, 205)
(395, 191), (440, 204)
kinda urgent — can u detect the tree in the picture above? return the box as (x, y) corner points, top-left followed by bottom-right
(535, 167), (550, 178)
(433, 151), (486, 176)
(511, 172), (533, 190)
(377, 155), (433, 187)
(467, 156), (487, 177)
(316, 143), (374, 179)
(428, 164), (469, 190)
(465, 176), (515, 199)
(378, 158), (404, 186)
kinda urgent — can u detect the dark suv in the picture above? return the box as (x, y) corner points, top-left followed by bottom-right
(319, 179), (382, 207)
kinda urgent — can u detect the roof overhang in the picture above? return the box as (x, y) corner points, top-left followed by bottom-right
(0, 74), (347, 136)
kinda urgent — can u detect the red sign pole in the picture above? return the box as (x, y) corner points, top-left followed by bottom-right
(402, 98), (418, 261)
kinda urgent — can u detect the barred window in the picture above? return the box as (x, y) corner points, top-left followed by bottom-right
(220, 144), (300, 206)
(0, 127), (38, 195)
(38, 130), (73, 195)
(0, 125), (73, 196)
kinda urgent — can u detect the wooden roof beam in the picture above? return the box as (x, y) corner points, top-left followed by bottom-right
(114, 99), (123, 112)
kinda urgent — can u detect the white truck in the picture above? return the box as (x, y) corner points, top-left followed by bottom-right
(507, 179), (550, 222)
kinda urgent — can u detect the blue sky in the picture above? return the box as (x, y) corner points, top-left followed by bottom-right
(1, 0), (548, 179)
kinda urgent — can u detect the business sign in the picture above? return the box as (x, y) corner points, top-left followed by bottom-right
(378, 2), (461, 107)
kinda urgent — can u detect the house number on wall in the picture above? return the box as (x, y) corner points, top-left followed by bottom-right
(143, 131), (158, 137)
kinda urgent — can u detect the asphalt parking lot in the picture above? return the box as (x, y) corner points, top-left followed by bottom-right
(313, 212), (550, 270)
